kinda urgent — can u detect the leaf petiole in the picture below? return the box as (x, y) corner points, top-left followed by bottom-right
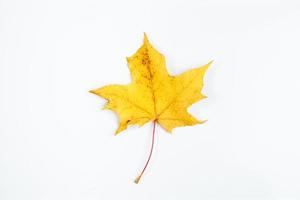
(134, 120), (157, 184)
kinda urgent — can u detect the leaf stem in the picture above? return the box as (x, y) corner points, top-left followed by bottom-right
(134, 120), (157, 184)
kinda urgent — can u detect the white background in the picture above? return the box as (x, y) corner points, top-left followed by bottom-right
(1, 0), (300, 199)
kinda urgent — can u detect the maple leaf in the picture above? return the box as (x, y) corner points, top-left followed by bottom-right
(90, 33), (211, 183)
(90, 34), (211, 133)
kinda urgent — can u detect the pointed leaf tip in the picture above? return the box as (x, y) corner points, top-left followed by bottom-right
(201, 60), (213, 71)
(208, 60), (214, 65)
(143, 32), (149, 44)
(89, 90), (96, 94)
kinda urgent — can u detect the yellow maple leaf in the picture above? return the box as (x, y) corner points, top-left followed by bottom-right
(90, 34), (211, 134)
(90, 33), (211, 183)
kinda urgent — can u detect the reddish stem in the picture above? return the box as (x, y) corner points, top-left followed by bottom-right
(134, 120), (157, 184)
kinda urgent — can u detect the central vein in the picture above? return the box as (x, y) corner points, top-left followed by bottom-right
(143, 48), (157, 119)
